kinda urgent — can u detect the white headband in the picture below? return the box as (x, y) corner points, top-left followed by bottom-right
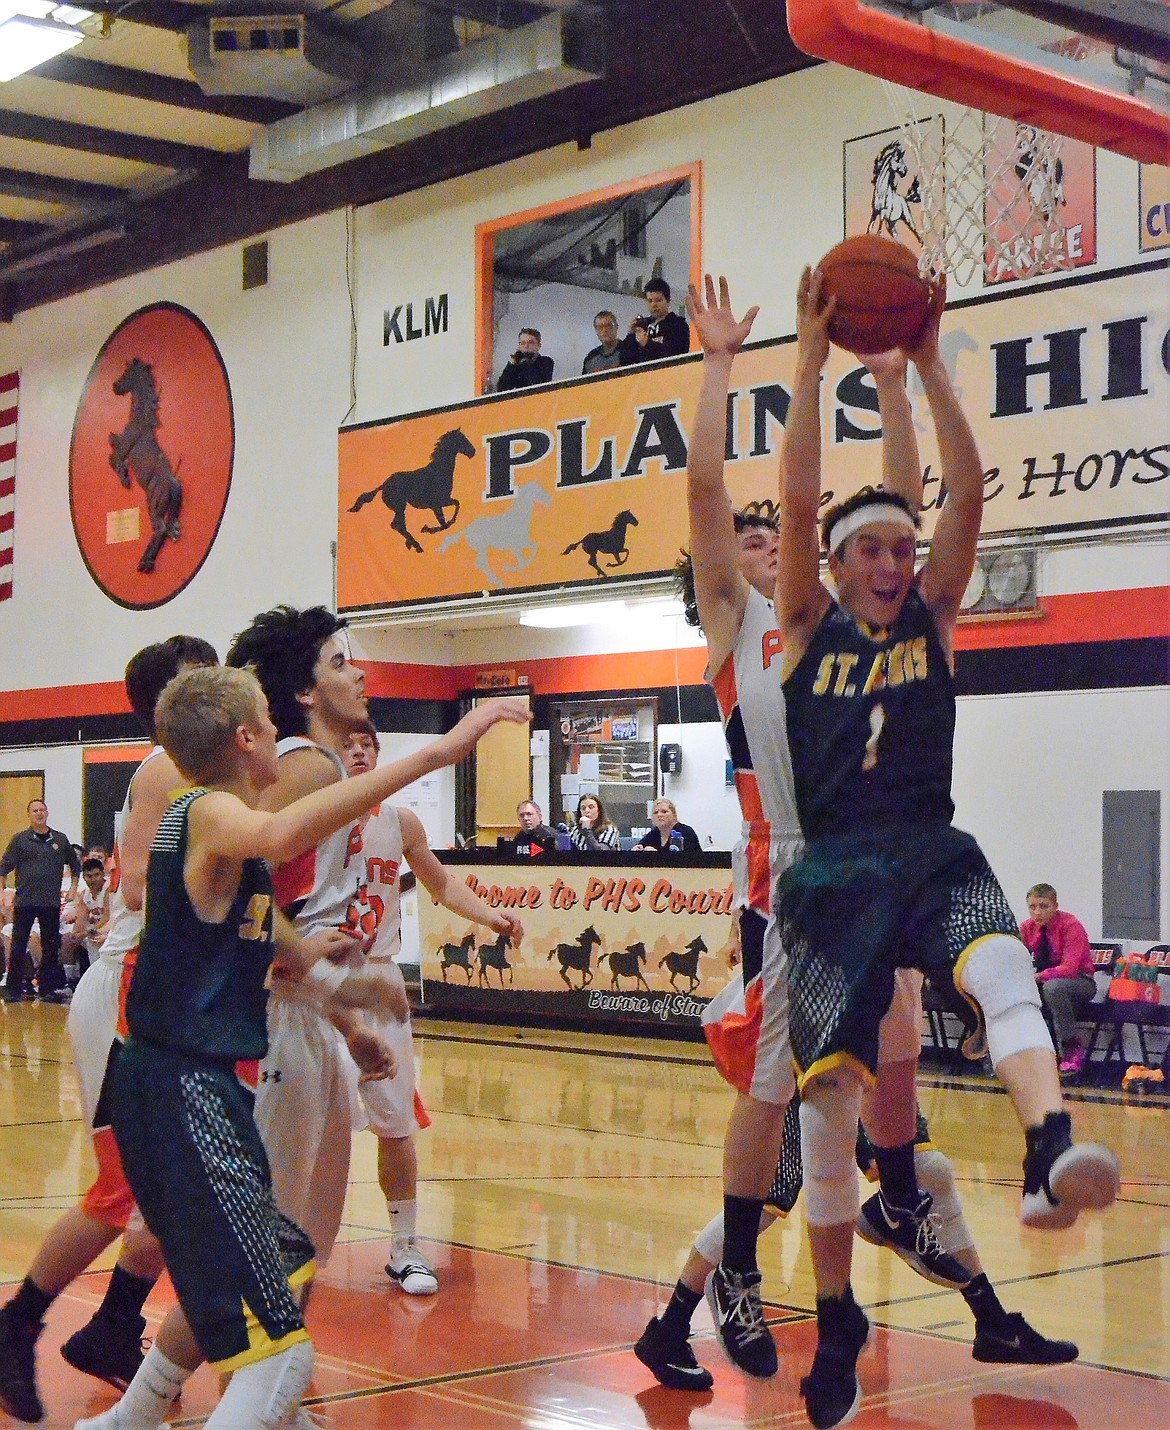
(827, 502), (917, 556)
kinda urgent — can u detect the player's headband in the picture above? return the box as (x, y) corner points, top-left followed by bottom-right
(827, 503), (917, 556)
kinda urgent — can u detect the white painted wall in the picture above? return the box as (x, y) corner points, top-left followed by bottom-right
(0, 65), (1163, 935)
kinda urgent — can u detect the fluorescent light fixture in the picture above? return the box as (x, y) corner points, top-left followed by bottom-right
(519, 601), (629, 629)
(0, 15), (84, 80)
(518, 597), (686, 629)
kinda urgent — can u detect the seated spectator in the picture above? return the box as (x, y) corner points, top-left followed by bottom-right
(582, 311), (625, 375)
(570, 794), (620, 852)
(512, 800), (558, 857)
(497, 328), (555, 391)
(620, 279), (691, 364)
(631, 797), (701, 853)
(1021, 882), (1096, 1077)
(61, 854), (109, 989)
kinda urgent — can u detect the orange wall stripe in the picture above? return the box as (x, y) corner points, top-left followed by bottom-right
(83, 743), (153, 764)
(1, 588), (1166, 727)
(0, 681), (130, 722)
(357, 661), (461, 701)
(953, 587), (1169, 651)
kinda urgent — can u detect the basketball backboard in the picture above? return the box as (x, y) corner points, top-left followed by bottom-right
(786, 1), (1170, 164)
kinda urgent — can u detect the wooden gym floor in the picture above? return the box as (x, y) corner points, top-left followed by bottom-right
(1, 1004), (1167, 1429)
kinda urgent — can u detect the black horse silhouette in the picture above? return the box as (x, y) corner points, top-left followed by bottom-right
(562, 509), (638, 577)
(660, 935), (708, 994)
(477, 931), (514, 988)
(108, 357), (183, 574)
(438, 930), (476, 982)
(348, 428), (475, 553)
(605, 941), (651, 992)
(548, 924), (602, 988)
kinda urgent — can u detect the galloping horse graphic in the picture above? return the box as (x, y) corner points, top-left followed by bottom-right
(867, 140), (922, 245)
(562, 509), (638, 577)
(436, 481), (552, 587)
(108, 357), (183, 574)
(348, 428), (475, 553)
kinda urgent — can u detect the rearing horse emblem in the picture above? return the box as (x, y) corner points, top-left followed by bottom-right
(868, 140), (922, 245)
(562, 509), (638, 577)
(108, 357), (183, 574)
(348, 428), (475, 553)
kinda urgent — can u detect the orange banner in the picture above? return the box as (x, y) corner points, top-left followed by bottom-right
(338, 262), (1168, 614)
(419, 853), (736, 1031)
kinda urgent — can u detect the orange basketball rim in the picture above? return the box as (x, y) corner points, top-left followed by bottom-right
(786, 0), (1170, 166)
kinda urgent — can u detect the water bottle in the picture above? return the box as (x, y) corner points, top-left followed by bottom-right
(668, 828), (683, 853)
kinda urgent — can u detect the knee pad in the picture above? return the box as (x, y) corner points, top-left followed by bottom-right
(693, 1213), (724, 1265)
(799, 1074), (864, 1227)
(206, 1340), (315, 1430)
(914, 1147), (975, 1254)
(957, 934), (1052, 1067)
(692, 1204), (782, 1266)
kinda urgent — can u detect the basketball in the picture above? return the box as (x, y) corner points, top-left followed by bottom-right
(817, 234), (932, 355)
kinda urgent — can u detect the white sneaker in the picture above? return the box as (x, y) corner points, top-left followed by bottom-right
(386, 1241), (439, 1296)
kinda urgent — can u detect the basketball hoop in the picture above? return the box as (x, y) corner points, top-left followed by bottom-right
(886, 90), (1073, 287)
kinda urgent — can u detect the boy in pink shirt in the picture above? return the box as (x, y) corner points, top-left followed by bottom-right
(1021, 884), (1096, 1076)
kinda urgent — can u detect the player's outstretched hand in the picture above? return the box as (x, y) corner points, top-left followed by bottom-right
(329, 968), (410, 1023)
(687, 275), (759, 360)
(491, 910), (524, 945)
(858, 348), (909, 382)
(442, 696), (531, 765)
(796, 265), (835, 370)
(345, 1024), (397, 1082)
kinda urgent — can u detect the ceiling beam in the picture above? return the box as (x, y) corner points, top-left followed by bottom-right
(0, 218), (51, 244)
(33, 56), (300, 126)
(0, 111), (221, 169)
(3, 0), (813, 312)
(0, 166), (125, 205)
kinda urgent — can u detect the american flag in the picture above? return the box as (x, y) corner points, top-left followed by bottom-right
(0, 371), (16, 602)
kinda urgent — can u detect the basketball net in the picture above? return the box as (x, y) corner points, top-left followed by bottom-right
(885, 88), (1071, 286)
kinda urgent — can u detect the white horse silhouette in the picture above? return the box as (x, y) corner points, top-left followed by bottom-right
(1014, 125), (1065, 221)
(436, 481), (552, 587)
(868, 140), (922, 244)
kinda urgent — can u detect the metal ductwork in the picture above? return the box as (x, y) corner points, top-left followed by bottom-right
(187, 15), (372, 105)
(249, 8), (605, 182)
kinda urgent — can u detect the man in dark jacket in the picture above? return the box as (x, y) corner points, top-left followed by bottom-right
(1, 799), (80, 1002)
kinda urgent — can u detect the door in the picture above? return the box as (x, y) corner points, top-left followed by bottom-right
(472, 693), (532, 849)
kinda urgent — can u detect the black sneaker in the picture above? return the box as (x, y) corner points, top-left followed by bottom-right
(0, 1304), (43, 1424)
(1020, 1112), (1119, 1230)
(704, 1264), (777, 1378)
(972, 1311), (1078, 1365)
(634, 1315), (714, 1391)
(799, 1291), (871, 1430)
(856, 1191), (972, 1289)
(60, 1313), (146, 1392)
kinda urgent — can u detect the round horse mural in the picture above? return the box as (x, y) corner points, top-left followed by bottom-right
(69, 304), (234, 609)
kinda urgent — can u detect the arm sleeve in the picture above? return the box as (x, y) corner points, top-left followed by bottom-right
(1042, 914), (1093, 980)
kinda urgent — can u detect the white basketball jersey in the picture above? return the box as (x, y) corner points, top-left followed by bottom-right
(361, 803), (404, 964)
(100, 745), (165, 966)
(272, 736), (367, 934)
(709, 587), (801, 915)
